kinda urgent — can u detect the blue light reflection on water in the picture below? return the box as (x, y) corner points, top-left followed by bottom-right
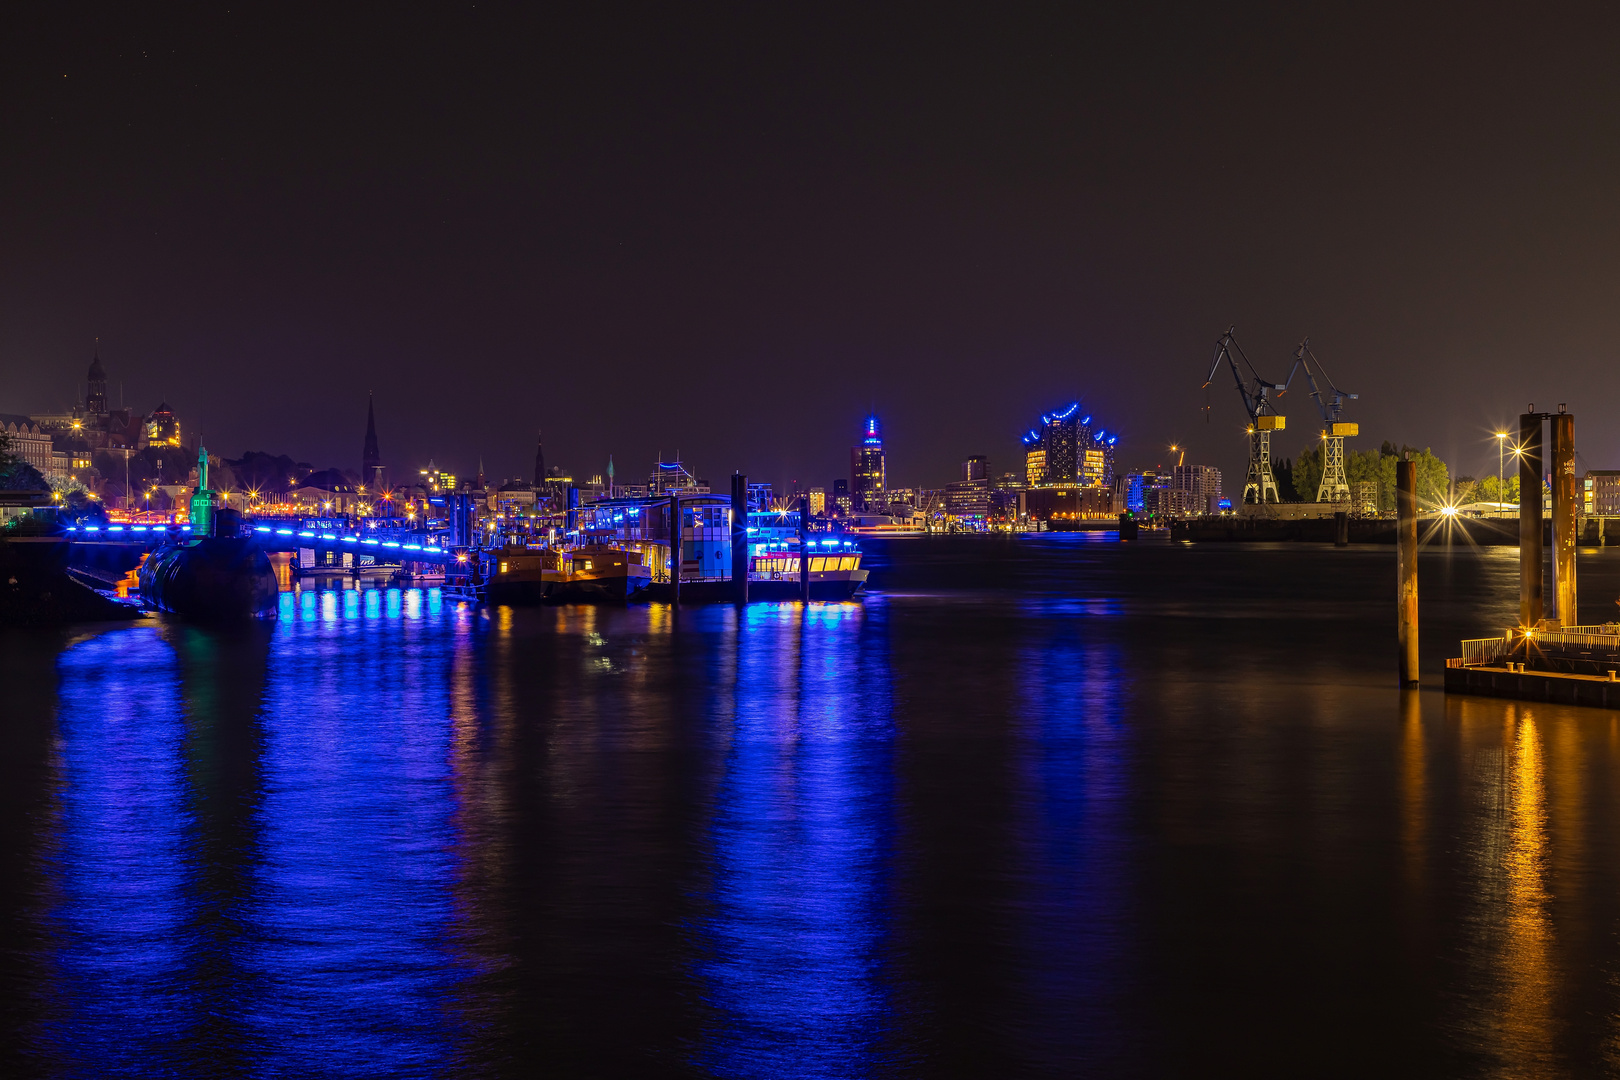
(693, 601), (896, 1078)
(50, 628), (194, 1075)
(20, 542), (1620, 1074)
(244, 586), (464, 1076)
(46, 590), (469, 1076)
(1011, 613), (1136, 1071)
(35, 577), (1150, 1076)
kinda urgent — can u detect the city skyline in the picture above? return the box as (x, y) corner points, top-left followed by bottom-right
(5, 8), (1618, 491)
(8, 344), (1528, 504)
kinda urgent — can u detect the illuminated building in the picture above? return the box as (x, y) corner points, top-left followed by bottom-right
(292, 468), (360, 513)
(808, 487), (826, 515)
(144, 402), (181, 447)
(1172, 465), (1223, 513)
(418, 460), (457, 496)
(850, 416), (886, 512)
(1024, 486), (1114, 524)
(0, 418), (55, 476)
(1082, 446), (1106, 486)
(832, 479), (851, 516)
(1025, 448), (1046, 486)
(1021, 404), (1117, 488)
(1584, 470), (1620, 515)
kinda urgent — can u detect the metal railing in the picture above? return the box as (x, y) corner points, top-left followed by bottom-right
(1524, 625), (1620, 652)
(1460, 636), (1510, 667)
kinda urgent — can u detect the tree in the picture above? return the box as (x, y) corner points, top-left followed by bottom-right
(1373, 445), (1450, 510)
(0, 457), (49, 491)
(1274, 457), (1301, 501)
(1477, 474), (1520, 505)
(1292, 442), (1325, 503)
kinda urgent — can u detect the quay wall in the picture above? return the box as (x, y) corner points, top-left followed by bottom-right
(1171, 516), (1620, 546)
(1446, 664), (1620, 708)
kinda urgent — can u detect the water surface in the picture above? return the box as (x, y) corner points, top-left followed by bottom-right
(5, 537), (1620, 1077)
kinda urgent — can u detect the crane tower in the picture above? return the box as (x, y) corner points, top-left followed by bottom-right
(1288, 339), (1358, 503)
(1204, 327), (1290, 504)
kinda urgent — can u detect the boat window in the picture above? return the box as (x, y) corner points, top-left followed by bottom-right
(809, 557), (827, 572)
(580, 559), (592, 570)
(500, 562), (509, 573)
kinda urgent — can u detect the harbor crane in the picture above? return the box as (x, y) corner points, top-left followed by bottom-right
(1287, 339), (1358, 503)
(1204, 327), (1290, 503)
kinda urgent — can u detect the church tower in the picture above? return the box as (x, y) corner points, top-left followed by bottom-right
(86, 351), (108, 417)
(362, 394), (383, 487)
(533, 430), (546, 488)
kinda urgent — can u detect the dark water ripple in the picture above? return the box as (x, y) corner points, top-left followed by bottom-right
(4, 536), (1620, 1077)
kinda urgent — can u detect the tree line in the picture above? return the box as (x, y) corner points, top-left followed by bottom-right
(1281, 440), (1467, 510)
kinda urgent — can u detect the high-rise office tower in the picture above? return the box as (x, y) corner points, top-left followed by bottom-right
(850, 416), (886, 512)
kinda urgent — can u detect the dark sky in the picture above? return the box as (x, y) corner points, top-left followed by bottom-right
(5, 5), (1619, 491)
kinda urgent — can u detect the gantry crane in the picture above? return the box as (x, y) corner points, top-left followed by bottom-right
(1204, 327), (1290, 503)
(1286, 339), (1358, 503)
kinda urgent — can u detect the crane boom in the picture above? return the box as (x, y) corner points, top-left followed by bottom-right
(1202, 327), (1291, 503)
(1290, 338), (1359, 503)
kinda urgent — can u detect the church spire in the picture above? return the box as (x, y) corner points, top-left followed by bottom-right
(533, 429), (546, 488)
(362, 394), (382, 479)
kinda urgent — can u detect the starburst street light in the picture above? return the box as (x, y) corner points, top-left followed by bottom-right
(1495, 431), (1510, 515)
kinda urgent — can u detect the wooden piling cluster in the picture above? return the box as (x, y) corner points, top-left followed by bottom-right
(1551, 410), (1577, 625)
(1519, 412), (1543, 627)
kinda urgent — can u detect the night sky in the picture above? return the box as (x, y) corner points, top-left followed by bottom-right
(4, 5), (1618, 491)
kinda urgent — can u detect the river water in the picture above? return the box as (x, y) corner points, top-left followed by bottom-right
(5, 536), (1620, 1077)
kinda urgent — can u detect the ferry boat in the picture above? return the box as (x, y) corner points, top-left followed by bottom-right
(482, 542), (551, 604)
(744, 510), (868, 600)
(480, 541), (652, 604)
(575, 497), (868, 602)
(545, 543), (652, 602)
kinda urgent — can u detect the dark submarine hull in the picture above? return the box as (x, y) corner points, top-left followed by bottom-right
(139, 537), (279, 620)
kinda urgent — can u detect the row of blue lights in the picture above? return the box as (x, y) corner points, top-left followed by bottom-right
(65, 524), (192, 533)
(248, 523), (440, 552)
(755, 540), (857, 550)
(1023, 403), (1119, 447)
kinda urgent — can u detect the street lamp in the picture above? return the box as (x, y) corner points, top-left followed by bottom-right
(1495, 432), (1508, 514)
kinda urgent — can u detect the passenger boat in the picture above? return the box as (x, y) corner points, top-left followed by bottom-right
(745, 543), (868, 600)
(481, 542), (652, 604)
(483, 543), (552, 604)
(545, 544), (652, 603)
(745, 513), (868, 600)
(575, 497), (868, 602)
